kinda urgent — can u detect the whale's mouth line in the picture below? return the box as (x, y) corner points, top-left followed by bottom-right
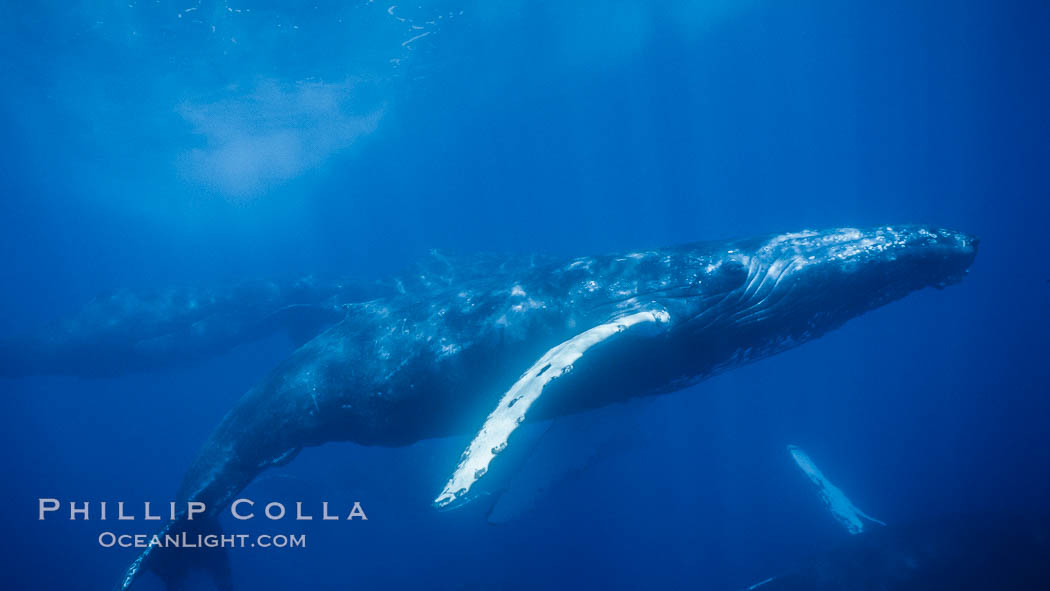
(680, 255), (807, 330)
(732, 255), (805, 319)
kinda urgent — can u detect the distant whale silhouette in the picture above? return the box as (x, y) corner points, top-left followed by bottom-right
(0, 276), (391, 378)
(87, 225), (976, 591)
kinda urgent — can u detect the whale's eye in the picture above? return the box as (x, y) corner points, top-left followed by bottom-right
(704, 260), (748, 293)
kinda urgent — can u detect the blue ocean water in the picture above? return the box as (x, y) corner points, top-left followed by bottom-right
(1, 1), (1047, 589)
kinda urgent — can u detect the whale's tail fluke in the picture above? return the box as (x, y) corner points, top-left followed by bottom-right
(117, 516), (232, 591)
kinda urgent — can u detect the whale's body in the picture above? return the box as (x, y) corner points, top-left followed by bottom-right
(88, 225), (977, 590)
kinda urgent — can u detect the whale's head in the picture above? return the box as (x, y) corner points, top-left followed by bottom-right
(652, 225), (978, 371)
(731, 225), (976, 314)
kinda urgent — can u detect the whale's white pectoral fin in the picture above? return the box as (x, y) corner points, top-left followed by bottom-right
(787, 444), (886, 535)
(433, 309), (670, 509)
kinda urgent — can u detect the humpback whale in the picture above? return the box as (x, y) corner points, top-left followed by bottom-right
(102, 225), (976, 590)
(788, 445), (886, 535)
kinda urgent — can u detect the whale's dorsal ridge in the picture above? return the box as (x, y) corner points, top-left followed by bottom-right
(398, 249), (561, 294)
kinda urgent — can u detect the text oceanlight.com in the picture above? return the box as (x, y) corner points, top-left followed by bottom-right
(98, 532), (307, 549)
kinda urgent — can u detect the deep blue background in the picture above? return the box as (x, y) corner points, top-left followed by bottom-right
(1, 1), (1047, 589)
